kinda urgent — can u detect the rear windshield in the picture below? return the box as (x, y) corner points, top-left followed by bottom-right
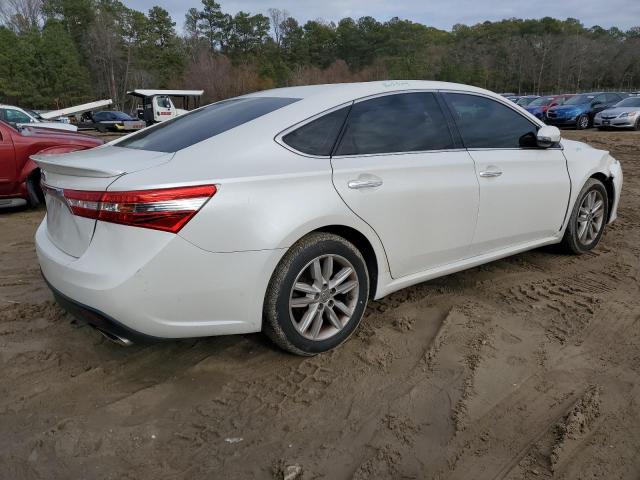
(117, 96), (299, 153)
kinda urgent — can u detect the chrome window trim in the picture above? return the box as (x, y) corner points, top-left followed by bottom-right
(275, 88), (563, 159)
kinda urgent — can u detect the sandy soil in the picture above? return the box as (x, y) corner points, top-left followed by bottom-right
(1, 129), (640, 480)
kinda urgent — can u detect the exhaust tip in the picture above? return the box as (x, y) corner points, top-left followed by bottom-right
(94, 326), (134, 346)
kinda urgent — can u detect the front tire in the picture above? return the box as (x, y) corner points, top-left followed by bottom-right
(26, 171), (43, 207)
(633, 118), (640, 131)
(561, 179), (608, 254)
(576, 114), (589, 130)
(263, 232), (369, 356)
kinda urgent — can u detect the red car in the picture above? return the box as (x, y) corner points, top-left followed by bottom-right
(0, 121), (103, 208)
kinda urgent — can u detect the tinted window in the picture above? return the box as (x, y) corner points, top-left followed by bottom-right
(119, 97), (299, 153)
(93, 112), (108, 121)
(282, 106), (350, 156)
(444, 93), (538, 149)
(335, 93), (453, 156)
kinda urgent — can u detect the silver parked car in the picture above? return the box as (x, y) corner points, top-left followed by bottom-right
(594, 96), (640, 130)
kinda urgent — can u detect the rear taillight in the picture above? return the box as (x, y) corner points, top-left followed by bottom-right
(45, 184), (216, 233)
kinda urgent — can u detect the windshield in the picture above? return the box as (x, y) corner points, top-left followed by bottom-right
(516, 97), (537, 106)
(527, 96), (553, 107)
(117, 96), (300, 153)
(564, 94), (595, 105)
(615, 97), (640, 108)
(25, 109), (43, 120)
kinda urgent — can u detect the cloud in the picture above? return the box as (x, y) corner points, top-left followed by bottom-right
(128, 0), (640, 32)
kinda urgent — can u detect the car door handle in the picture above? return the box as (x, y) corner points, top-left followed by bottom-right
(348, 178), (383, 189)
(479, 170), (503, 178)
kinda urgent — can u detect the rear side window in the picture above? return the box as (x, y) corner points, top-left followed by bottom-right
(118, 97), (299, 153)
(334, 93), (453, 156)
(282, 106), (350, 156)
(444, 93), (538, 149)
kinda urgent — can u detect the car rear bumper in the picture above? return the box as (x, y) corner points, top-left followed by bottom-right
(36, 219), (285, 340)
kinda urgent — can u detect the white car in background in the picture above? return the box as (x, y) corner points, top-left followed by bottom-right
(34, 81), (622, 355)
(0, 104), (78, 132)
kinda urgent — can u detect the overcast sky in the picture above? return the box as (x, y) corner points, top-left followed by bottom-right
(127, 0), (640, 32)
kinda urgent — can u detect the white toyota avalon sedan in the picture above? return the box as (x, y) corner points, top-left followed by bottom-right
(34, 81), (623, 355)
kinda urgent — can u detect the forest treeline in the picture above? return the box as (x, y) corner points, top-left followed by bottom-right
(1, 0), (639, 110)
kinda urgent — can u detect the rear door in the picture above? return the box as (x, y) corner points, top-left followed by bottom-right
(442, 92), (570, 255)
(330, 92), (479, 279)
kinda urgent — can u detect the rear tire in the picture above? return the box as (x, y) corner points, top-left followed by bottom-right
(263, 232), (369, 356)
(576, 114), (589, 130)
(560, 179), (608, 254)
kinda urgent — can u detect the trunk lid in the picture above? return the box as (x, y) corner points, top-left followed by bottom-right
(32, 145), (173, 257)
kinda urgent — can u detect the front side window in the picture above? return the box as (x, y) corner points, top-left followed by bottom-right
(334, 92), (454, 156)
(605, 93), (621, 103)
(4, 109), (32, 124)
(283, 106), (350, 156)
(444, 93), (538, 149)
(118, 96), (299, 153)
(156, 96), (172, 109)
(592, 94), (607, 105)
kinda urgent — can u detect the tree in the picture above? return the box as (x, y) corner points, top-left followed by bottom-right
(0, 0), (43, 32)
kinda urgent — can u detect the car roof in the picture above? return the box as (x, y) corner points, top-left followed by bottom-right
(243, 80), (496, 102)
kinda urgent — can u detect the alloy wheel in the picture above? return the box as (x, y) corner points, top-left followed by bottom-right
(289, 254), (359, 341)
(577, 190), (605, 245)
(578, 115), (589, 129)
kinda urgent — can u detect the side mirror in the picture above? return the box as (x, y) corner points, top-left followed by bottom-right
(592, 101), (603, 107)
(537, 125), (561, 148)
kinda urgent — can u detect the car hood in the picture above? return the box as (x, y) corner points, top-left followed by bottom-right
(599, 107), (639, 116)
(549, 104), (588, 113)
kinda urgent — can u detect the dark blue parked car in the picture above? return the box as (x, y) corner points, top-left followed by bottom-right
(546, 92), (626, 129)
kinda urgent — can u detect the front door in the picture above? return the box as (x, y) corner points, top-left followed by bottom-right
(442, 92), (571, 254)
(331, 92), (480, 279)
(153, 95), (174, 122)
(0, 125), (16, 196)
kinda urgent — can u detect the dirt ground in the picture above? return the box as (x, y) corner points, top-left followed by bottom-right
(1, 129), (640, 480)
